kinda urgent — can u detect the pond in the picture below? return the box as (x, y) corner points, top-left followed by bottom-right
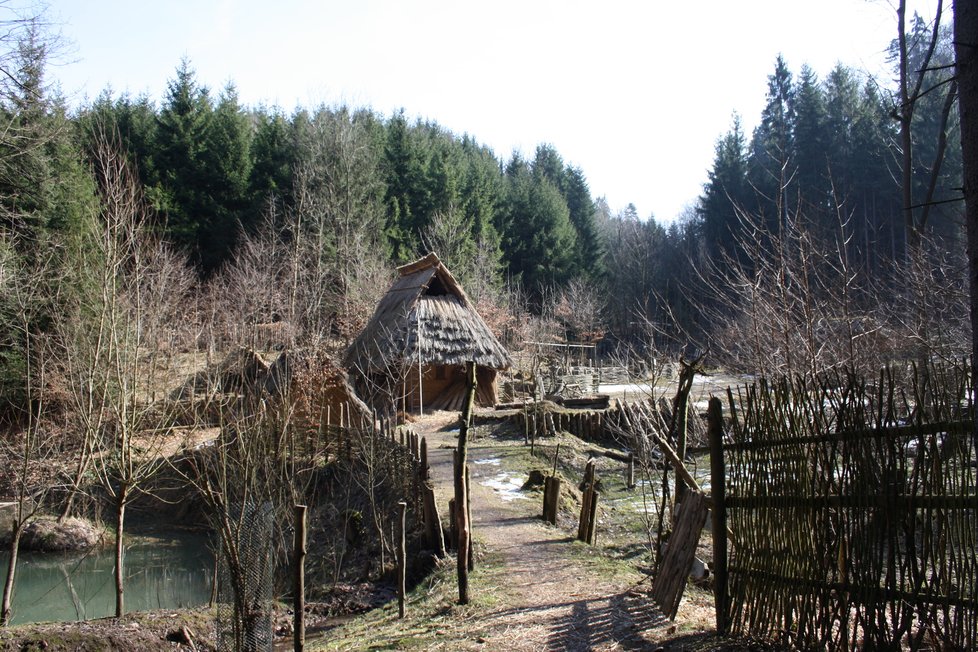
(0, 530), (214, 625)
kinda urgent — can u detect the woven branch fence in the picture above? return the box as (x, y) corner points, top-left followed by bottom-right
(515, 397), (708, 453)
(710, 365), (978, 650)
(296, 401), (427, 512)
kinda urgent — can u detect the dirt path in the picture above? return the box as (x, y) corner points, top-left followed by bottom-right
(414, 412), (682, 651)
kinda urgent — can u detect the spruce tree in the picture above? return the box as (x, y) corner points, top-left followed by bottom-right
(699, 116), (750, 266)
(501, 154), (577, 294)
(563, 166), (604, 279)
(154, 59), (213, 259)
(198, 83), (253, 271)
(793, 65), (829, 218)
(748, 55), (796, 233)
(247, 106), (295, 224)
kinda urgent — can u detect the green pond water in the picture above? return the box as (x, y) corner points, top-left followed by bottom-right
(1, 531), (214, 625)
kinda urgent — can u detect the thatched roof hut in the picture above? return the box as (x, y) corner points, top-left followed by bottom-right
(344, 253), (512, 412)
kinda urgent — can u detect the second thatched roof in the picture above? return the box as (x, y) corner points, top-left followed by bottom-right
(344, 253), (512, 374)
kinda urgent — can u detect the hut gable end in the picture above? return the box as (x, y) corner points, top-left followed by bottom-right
(344, 253), (511, 378)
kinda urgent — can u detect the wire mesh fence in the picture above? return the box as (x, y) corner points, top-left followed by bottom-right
(216, 501), (274, 652)
(712, 364), (978, 650)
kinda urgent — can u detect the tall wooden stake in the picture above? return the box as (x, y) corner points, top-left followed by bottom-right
(397, 500), (407, 618)
(454, 361), (477, 604)
(293, 504), (307, 652)
(672, 354), (704, 510)
(465, 463), (474, 571)
(417, 318), (424, 415)
(708, 397), (729, 636)
(422, 481), (445, 557)
(577, 460), (597, 542)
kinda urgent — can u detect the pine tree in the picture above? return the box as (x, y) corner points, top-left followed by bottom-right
(80, 91), (160, 193)
(247, 106), (295, 224)
(457, 135), (503, 252)
(0, 16), (97, 418)
(532, 144), (566, 191)
(383, 110), (428, 260)
(850, 82), (902, 268)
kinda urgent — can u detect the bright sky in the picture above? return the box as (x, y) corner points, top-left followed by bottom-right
(47, 0), (945, 224)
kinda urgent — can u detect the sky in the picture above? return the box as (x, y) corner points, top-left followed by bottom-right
(45, 0), (946, 224)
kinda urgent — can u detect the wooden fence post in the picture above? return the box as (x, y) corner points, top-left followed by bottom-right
(530, 415), (536, 456)
(293, 504), (307, 652)
(586, 491), (600, 544)
(423, 481), (446, 558)
(543, 475), (561, 525)
(420, 437), (429, 481)
(542, 476), (551, 522)
(397, 500), (407, 618)
(577, 460), (597, 542)
(454, 361), (477, 604)
(708, 397), (729, 637)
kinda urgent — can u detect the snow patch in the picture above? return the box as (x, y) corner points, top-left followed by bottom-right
(482, 473), (527, 502)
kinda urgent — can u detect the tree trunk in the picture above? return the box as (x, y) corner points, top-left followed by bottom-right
(1, 520), (24, 626)
(956, 0), (978, 452)
(114, 489), (128, 618)
(294, 504), (307, 652)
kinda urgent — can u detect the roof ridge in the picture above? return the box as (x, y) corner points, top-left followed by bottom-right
(397, 252), (441, 276)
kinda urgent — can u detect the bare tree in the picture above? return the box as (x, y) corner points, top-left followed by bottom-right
(553, 277), (607, 343)
(59, 130), (193, 617)
(0, 231), (60, 626)
(178, 352), (333, 650)
(701, 190), (884, 379)
(291, 105), (390, 344)
(893, 0), (958, 250)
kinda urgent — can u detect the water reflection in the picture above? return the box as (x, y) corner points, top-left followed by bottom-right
(0, 531), (214, 625)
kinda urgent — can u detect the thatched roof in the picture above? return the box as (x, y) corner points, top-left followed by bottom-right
(344, 253), (512, 374)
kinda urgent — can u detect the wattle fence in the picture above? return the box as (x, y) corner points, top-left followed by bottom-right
(709, 366), (978, 650)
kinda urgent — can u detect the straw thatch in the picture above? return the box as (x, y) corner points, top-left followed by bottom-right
(344, 253), (511, 410)
(345, 252), (511, 373)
